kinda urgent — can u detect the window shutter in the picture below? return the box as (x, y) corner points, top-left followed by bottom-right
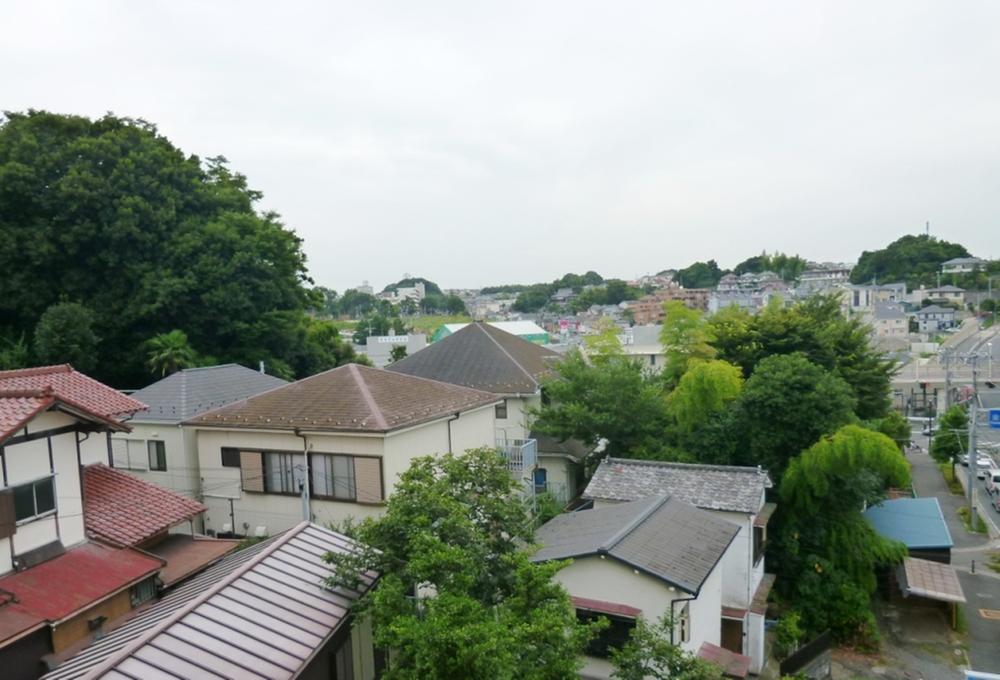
(353, 457), (383, 503)
(110, 438), (129, 468)
(240, 451), (264, 492)
(0, 490), (15, 539)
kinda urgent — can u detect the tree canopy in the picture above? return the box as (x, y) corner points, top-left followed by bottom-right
(33, 301), (99, 372)
(674, 260), (723, 289)
(511, 271), (605, 312)
(324, 448), (597, 679)
(850, 234), (970, 287)
(0, 110), (362, 385)
(732, 251), (807, 282)
(660, 301), (716, 385)
(667, 360), (743, 434)
(930, 404), (968, 463)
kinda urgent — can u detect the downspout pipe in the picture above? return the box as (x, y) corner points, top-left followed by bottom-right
(446, 412), (460, 453)
(294, 428), (310, 522)
(669, 593), (697, 646)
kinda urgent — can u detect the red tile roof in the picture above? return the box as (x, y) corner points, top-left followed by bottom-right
(0, 543), (161, 643)
(0, 366), (147, 443)
(83, 464), (207, 547)
(698, 642), (751, 678)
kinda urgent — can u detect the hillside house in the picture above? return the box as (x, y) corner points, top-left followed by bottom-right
(915, 305), (957, 332)
(531, 496), (747, 679)
(584, 458), (774, 674)
(100, 365), (286, 506)
(941, 257), (986, 274)
(184, 364), (500, 535)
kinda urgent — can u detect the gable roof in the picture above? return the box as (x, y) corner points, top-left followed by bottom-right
(185, 363), (499, 434)
(44, 523), (377, 680)
(916, 304), (955, 315)
(388, 322), (560, 394)
(0, 366), (146, 443)
(83, 464), (208, 547)
(584, 457), (772, 514)
(129, 364), (287, 423)
(531, 496), (739, 594)
(0, 542), (162, 646)
(863, 497), (953, 550)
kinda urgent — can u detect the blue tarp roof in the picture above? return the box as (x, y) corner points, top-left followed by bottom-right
(863, 497), (953, 550)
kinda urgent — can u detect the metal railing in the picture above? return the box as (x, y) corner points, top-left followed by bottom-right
(496, 438), (537, 472)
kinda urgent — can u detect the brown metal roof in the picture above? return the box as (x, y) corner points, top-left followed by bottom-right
(898, 557), (966, 604)
(58, 523), (377, 680)
(387, 322), (560, 395)
(185, 363), (499, 433)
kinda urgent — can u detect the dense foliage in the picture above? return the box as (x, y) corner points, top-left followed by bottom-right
(850, 234), (970, 287)
(776, 426), (910, 643)
(659, 301), (716, 386)
(930, 405), (968, 463)
(512, 271), (605, 312)
(674, 260), (724, 288)
(0, 111), (362, 385)
(33, 301), (99, 372)
(610, 615), (723, 680)
(733, 251), (807, 282)
(325, 449), (597, 679)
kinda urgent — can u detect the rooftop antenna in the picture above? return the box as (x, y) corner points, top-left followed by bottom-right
(926, 221), (930, 237)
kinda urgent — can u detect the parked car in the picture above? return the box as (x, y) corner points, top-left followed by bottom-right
(987, 470), (1000, 495)
(976, 456), (994, 479)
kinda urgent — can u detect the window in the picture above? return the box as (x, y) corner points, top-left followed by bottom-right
(649, 355), (656, 366)
(147, 440), (166, 471)
(111, 438), (149, 470)
(312, 454), (356, 501)
(677, 603), (690, 643)
(264, 452), (305, 494)
(13, 477), (56, 523)
(577, 610), (636, 658)
(130, 577), (157, 607)
(495, 400), (508, 419)
(753, 525), (766, 565)
(533, 468), (548, 496)
(221, 447), (241, 468)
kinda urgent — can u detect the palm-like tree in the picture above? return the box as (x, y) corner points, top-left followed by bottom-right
(145, 330), (197, 376)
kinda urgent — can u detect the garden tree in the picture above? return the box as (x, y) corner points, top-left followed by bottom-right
(674, 260), (724, 289)
(533, 350), (671, 459)
(703, 354), (855, 478)
(0, 335), (29, 370)
(776, 425), (910, 642)
(659, 301), (716, 386)
(610, 615), (723, 680)
(863, 411), (911, 451)
(667, 360), (743, 434)
(707, 295), (896, 419)
(569, 280), (643, 312)
(33, 302), (99, 372)
(851, 234), (970, 288)
(420, 293), (468, 315)
(583, 318), (625, 364)
(314, 286), (339, 317)
(0, 111), (332, 386)
(930, 404), (968, 463)
(324, 449), (599, 679)
(389, 345), (408, 363)
(145, 329), (198, 376)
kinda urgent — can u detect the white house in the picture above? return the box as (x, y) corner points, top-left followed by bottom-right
(358, 333), (428, 368)
(388, 322), (584, 503)
(941, 257), (986, 274)
(584, 458), (775, 675)
(0, 365), (165, 675)
(914, 304), (957, 332)
(183, 363), (501, 536)
(99, 365), (286, 504)
(618, 325), (666, 372)
(531, 495), (747, 679)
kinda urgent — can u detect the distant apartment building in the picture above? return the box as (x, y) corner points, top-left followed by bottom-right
(847, 282), (907, 313)
(941, 257), (986, 274)
(626, 288), (710, 324)
(377, 281), (425, 304)
(358, 332), (428, 368)
(797, 262), (853, 291)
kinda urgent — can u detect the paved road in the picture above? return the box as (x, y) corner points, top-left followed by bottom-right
(909, 447), (1000, 672)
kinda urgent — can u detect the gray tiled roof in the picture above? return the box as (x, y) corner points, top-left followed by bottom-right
(531, 496), (739, 594)
(44, 523), (376, 680)
(584, 458), (771, 514)
(916, 305), (955, 315)
(388, 322), (561, 395)
(129, 364), (287, 423)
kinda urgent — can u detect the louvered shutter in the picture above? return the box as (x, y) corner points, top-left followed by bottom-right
(353, 457), (383, 503)
(240, 451), (264, 492)
(110, 438), (129, 468)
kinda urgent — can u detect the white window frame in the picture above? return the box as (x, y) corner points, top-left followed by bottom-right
(13, 475), (57, 525)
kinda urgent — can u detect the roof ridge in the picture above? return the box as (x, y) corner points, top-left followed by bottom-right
(600, 495), (671, 552)
(475, 323), (538, 388)
(82, 523), (312, 678)
(0, 364), (73, 378)
(349, 364), (389, 430)
(604, 457), (767, 475)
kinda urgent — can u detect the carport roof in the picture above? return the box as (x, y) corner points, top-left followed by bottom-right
(898, 557), (966, 604)
(864, 497), (953, 550)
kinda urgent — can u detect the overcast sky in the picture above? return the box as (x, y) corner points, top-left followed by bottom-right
(3, 2), (998, 291)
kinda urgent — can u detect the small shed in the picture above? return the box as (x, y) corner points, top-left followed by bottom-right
(863, 497), (953, 564)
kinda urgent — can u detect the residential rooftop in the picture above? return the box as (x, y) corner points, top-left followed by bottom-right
(584, 457), (772, 514)
(388, 321), (560, 395)
(863, 497), (953, 550)
(185, 363), (499, 433)
(128, 364), (287, 423)
(531, 495), (739, 594)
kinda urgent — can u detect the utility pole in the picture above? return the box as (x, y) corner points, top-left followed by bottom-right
(968, 357), (979, 525)
(943, 351), (952, 411)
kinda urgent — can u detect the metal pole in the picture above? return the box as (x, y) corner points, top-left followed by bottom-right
(944, 352), (952, 411)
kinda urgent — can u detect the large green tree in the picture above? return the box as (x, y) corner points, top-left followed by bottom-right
(851, 234), (970, 288)
(33, 301), (99, 371)
(930, 404), (968, 463)
(667, 360), (743, 434)
(0, 110), (351, 386)
(325, 448), (597, 679)
(533, 350), (672, 459)
(659, 301), (716, 386)
(776, 425), (910, 643)
(145, 329), (197, 376)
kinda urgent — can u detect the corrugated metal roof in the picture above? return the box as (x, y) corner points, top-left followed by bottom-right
(584, 457), (772, 514)
(129, 364), (287, 423)
(531, 496), (740, 594)
(45, 523), (376, 680)
(863, 497), (953, 550)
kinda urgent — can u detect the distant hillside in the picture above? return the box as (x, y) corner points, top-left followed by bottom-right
(382, 277), (443, 296)
(850, 235), (970, 287)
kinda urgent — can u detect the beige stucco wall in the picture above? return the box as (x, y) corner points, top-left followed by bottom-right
(495, 395), (539, 441)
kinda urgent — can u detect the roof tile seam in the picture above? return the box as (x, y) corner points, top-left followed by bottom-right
(599, 496), (671, 553)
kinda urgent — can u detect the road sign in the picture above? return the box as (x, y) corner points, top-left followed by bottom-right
(991, 409), (1000, 429)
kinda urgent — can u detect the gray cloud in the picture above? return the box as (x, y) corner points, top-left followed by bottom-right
(3, 1), (998, 290)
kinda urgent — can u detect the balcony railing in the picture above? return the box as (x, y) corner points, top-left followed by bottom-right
(496, 438), (537, 473)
